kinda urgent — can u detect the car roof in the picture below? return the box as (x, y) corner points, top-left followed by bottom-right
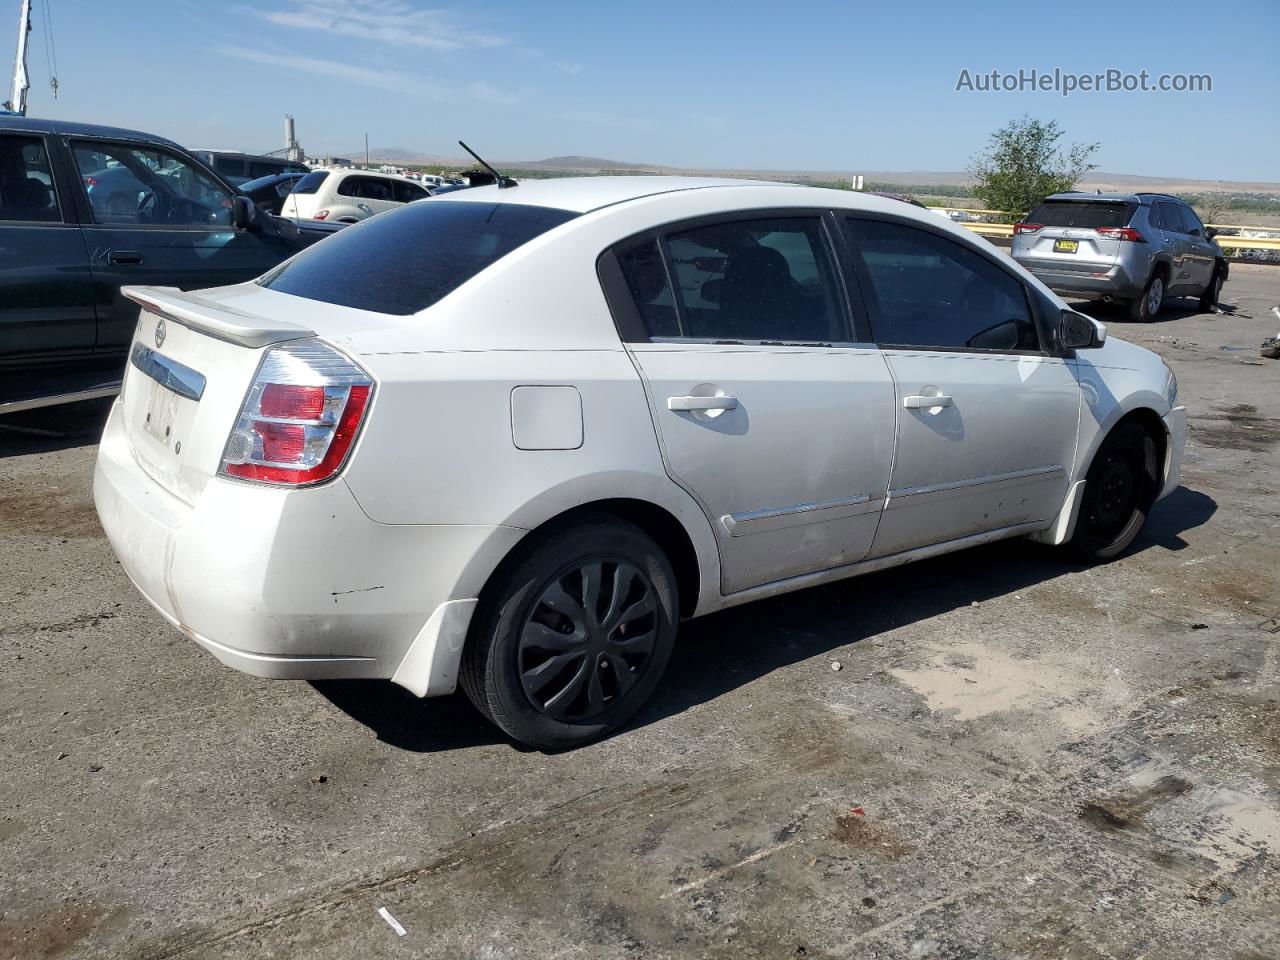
(435, 175), (803, 213)
(0, 114), (182, 149)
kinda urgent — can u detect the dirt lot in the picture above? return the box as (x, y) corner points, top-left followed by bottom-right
(2, 266), (1278, 960)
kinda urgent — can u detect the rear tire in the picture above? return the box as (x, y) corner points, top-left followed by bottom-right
(1070, 422), (1160, 563)
(1128, 271), (1165, 322)
(1198, 265), (1224, 312)
(460, 516), (678, 750)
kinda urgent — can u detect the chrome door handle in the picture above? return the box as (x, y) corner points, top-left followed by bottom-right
(667, 395), (739, 412)
(903, 394), (952, 409)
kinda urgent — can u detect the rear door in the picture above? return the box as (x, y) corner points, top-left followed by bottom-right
(1153, 201), (1196, 293)
(338, 175), (400, 218)
(67, 137), (293, 353)
(0, 131), (96, 362)
(603, 212), (898, 595)
(844, 215), (1081, 558)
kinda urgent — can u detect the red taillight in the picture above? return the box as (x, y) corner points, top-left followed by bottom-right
(1096, 227), (1144, 242)
(83, 176), (98, 187)
(313, 209), (330, 220)
(220, 341), (373, 487)
(1013, 223), (1043, 235)
(260, 383), (325, 420)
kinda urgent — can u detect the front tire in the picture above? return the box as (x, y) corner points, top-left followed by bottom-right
(1070, 422), (1160, 562)
(1128, 271), (1165, 322)
(460, 516), (678, 750)
(1198, 265), (1224, 312)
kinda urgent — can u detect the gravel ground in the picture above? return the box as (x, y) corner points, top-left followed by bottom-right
(2, 265), (1278, 960)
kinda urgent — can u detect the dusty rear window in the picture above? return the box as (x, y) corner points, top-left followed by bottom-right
(1026, 200), (1136, 229)
(259, 200), (578, 315)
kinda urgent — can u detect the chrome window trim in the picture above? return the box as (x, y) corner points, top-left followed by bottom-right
(129, 343), (206, 402)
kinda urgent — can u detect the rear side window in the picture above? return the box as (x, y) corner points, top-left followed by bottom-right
(0, 135), (60, 222)
(661, 218), (844, 342)
(615, 240), (679, 337)
(394, 180), (430, 204)
(291, 171), (329, 195)
(337, 175), (395, 201)
(259, 200), (578, 315)
(849, 218), (1039, 352)
(1026, 200), (1136, 229)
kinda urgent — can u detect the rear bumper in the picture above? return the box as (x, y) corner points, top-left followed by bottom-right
(93, 400), (524, 691)
(1018, 259), (1145, 301)
(1160, 405), (1187, 500)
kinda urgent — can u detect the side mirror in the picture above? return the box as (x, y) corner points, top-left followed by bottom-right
(1206, 227), (1219, 240)
(231, 195), (257, 230)
(1060, 309), (1106, 350)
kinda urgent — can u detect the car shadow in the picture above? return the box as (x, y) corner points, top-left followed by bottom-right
(1067, 297), (1208, 325)
(0, 398), (113, 459)
(314, 485), (1216, 754)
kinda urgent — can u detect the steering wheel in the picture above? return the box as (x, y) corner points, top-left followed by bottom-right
(137, 189), (159, 223)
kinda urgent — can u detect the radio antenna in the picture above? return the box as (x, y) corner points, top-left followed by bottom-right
(458, 140), (516, 189)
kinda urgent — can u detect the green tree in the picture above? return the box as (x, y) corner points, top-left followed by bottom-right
(968, 116), (1098, 217)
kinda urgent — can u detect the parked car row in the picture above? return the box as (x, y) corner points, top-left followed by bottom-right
(0, 116), (325, 373)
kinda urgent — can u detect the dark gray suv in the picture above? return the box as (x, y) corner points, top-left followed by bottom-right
(1012, 192), (1226, 322)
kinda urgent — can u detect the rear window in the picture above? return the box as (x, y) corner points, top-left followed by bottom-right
(291, 171), (329, 195)
(1026, 200), (1136, 229)
(258, 200), (578, 315)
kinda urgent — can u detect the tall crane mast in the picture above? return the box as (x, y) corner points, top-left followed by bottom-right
(4, 0), (32, 115)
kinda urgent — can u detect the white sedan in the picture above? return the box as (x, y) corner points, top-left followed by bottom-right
(94, 177), (1186, 749)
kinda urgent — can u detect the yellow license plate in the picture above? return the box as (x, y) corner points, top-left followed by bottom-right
(1053, 239), (1079, 254)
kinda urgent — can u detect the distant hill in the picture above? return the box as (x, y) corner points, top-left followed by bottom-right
(328, 147), (1280, 197)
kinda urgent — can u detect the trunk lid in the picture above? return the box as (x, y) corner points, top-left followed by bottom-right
(119, 286), (316, 505)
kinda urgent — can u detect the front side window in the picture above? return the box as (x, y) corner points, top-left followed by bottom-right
(0, 135), (60, 222)
(848, 218), (1039, 352)
(259, 200), (578, 315)
(661, 217), (844, 342)
(394, 180), (430, 204)
(71, 140), (232, 227)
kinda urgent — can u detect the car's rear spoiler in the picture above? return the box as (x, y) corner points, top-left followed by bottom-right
(122, 286), (316, 349)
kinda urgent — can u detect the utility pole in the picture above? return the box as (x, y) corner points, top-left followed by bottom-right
(4, 0), (32, 115)
(364, 132), (369, 167)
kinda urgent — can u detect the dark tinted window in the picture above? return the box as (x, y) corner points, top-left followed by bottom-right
(337, 175), (394, 201)
(1155, 201), (1186, 234)
(213, 156), (246, 178)
(0, 135), (60, 222)
(292, 171), (329, 195)
(1026, 200), (1135, 229)
(663, 218), (844, 342)
(616, 240), (679, 337)
(1179, 204), (1205, 235)
(394, 180), (430, 203)
(259, 201), (578, 315)
(849, 218), (1039, 352)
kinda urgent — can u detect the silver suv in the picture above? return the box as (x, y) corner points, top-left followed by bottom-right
(1012, 192), (1226, 322)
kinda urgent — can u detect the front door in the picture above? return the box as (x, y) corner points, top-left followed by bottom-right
(844, 215), (1082, 558)
(67, 138), (290, 353)
(0, 132), (96, 364)
(607, 215), (898, 595)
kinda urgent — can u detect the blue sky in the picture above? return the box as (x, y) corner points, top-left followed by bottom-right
(19, 0), (1280, 181)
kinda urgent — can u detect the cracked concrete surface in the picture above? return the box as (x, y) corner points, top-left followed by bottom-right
(1, 265), (1278, 959)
